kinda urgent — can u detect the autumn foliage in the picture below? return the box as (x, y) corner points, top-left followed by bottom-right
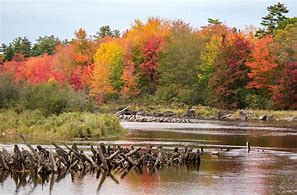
(140, 36), (163, 82)
(272, 61), (297, 109)
(209, 33), (252, 109)
(246, 36), (277, 90)
(1, 17), (296, 109)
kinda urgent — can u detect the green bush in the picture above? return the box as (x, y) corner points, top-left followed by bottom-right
(102, 92), (121, 103)
(0, 75), (23, 108)
(0, 76), (96, 115)
(22, 82), (69, 115)
(156, 84), (201, 105)
(245, 91), (273, 110)
(175, 87), (200, 105)
(156, 85), (178, 102)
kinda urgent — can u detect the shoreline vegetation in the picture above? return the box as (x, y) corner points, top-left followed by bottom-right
(0, 109), (126, 139)
(0, 77), (296, 140)
(0, 103), (296, 139)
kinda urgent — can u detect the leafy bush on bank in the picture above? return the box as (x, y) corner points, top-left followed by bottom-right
(0, 109), (125, 139)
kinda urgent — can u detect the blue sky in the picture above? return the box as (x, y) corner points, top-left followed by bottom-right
(1, 0), (296, 44)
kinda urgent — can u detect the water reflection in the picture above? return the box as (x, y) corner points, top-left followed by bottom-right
(1, 120), (297, 194)
(1, 150), (297, 194)
(0, 162), (201, 194)
(0, 170), (68, 194)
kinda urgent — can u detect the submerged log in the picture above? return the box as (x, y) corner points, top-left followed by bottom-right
(97, 146), (108, 171)
(49, 152), (57, 173)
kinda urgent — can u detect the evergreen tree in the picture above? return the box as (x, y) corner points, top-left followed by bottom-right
(207, 18), (222, 25)
(12, 37), (32, 57)
(2, 37), (31, 61)
(31, 35), (61, 56)
(94, 25), (120, 39)
(256, 2), (289, 37)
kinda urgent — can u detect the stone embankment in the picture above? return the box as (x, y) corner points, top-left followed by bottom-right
(116, 106), (297, 123)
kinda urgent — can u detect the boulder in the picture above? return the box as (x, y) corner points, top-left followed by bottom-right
(218, 111), (231, 120)
(266, 115), (274, 121)
(239, 109), (247, 121)
(185, 109), (196, 118)
(240, 115), (247, 121)
(259, 115), (267, 121)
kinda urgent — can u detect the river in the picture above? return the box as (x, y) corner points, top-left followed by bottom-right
(1, 120), (297, 194)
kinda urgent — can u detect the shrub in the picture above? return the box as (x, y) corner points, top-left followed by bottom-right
(244, 90), (273, 110)
(0, 75), (23, 108)
(0, 76), (96, 115)
(156, 85), (178, 102)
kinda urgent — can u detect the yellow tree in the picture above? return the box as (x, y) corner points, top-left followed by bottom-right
(198, 35), (223, 86)
(91, 40), (124, 95)
(124, 17), (169, 44)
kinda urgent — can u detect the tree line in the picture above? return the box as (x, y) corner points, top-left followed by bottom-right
(0, 2), (296, 110)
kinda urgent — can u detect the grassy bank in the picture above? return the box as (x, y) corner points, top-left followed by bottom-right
(0, 109), (126, 139)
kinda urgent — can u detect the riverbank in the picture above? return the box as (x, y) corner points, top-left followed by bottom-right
(0, 109), (126, 139)
(1, 104), (296, 139)
(102, 104), (297, 123)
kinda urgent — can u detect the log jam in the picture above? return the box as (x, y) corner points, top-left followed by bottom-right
(0, 143), (201, 176)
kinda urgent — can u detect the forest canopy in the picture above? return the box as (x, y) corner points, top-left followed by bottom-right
(1, 2), (296, 110)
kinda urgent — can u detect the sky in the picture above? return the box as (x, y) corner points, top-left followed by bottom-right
(0, 0), (296, 44)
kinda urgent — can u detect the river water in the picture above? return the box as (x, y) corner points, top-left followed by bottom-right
(1, 120), (297, 194)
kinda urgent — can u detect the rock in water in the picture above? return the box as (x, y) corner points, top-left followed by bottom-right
(239, 109), (247, 121)
(185, 109), (196, 118)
